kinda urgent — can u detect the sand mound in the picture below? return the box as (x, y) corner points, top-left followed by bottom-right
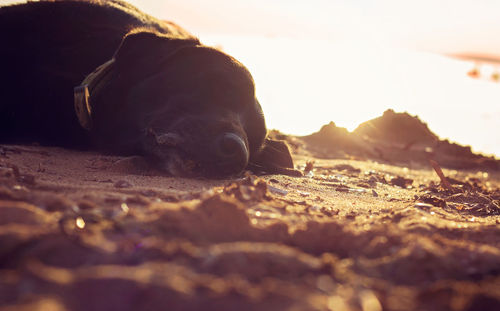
(353, 109), (439, 146)
(300, 110), (499, 170)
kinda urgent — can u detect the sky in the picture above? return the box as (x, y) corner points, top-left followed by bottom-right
(124, 0), (500, 56)
(3, 0), (500, 55)
(2, 0), (499, 156)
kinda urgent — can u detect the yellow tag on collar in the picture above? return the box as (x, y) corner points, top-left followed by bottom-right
(74, 85), (92, 130)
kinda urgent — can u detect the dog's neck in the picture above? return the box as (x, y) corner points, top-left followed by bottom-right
(74, 58), (116, 130)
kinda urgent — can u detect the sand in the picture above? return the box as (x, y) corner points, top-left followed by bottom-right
(1, 111), (499, 311)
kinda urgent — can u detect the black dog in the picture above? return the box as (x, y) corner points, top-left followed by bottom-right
(0, 0), (298, 178)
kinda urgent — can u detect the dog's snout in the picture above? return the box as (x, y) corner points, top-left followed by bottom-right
(215, 132), (249, 173)
(216, 133), (246, 157)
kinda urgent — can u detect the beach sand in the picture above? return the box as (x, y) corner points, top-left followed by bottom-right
(1, 111), (499, 311)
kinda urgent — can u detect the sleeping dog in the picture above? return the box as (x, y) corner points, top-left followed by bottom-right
(0, 0), (298, 178)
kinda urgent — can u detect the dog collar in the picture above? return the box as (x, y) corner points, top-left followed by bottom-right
(74, 58), (116, 130)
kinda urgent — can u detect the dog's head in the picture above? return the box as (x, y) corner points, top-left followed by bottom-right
(79, 30), (296, 177)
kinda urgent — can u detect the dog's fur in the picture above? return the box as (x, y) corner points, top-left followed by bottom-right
(0, 0), (297, 177)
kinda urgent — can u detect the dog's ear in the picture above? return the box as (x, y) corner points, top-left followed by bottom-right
(248, 139), (302, 176)
(113, 30), (199, 71)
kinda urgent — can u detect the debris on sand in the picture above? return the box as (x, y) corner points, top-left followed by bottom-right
(304, 160), (315, 174)
(390, 176), (414, 188)
(268, 185), (288, 196)
(429, 159), (454, 190)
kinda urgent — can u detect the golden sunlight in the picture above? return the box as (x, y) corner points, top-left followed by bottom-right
(2, 2), (500, 309)
(124, 0), (500, 156)
(2, 0), (498, 155)
(201, 35), (500, 156)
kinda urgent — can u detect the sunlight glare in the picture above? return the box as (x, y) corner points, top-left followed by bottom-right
(202, 34), (500, 156)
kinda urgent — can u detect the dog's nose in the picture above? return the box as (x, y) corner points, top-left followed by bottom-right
(215, 132), (249, 173)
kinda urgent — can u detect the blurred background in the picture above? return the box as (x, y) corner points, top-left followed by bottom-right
(2, 0), (499, 157)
